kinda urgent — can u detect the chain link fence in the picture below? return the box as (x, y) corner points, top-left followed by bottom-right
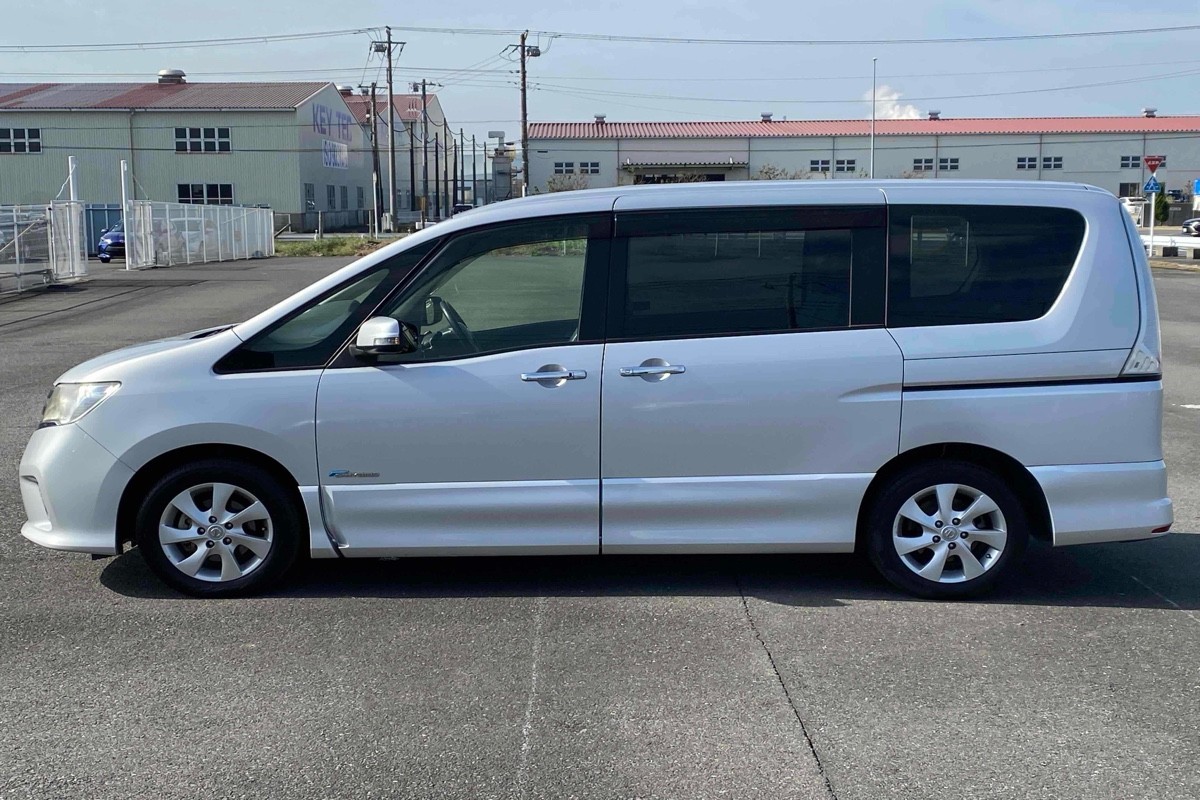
(0, 202), (87, 296)
(124, 202), (275, 269)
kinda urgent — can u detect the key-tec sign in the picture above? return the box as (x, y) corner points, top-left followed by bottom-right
(1145, 155), (1166, 173)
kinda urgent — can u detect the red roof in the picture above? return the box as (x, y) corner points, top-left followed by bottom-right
(529, 117), (1200, 139)
(341, 93), (437, 125)
(0, 82), (329, 110)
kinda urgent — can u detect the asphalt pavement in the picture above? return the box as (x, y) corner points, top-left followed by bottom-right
(1, 258), (1198, 800)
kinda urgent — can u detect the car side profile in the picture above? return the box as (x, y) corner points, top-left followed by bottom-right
(19, 180), (1171, 598)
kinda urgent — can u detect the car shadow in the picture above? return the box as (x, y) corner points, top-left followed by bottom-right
(99, 532), (1200, 610)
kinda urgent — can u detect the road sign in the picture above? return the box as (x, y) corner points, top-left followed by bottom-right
(1144, 155), (1165, 173)
(1144, 176), (1162, 194)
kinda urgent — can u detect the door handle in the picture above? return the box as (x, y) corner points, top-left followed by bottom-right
(619, 364), (686, 378)
(520, 368), (587, 382)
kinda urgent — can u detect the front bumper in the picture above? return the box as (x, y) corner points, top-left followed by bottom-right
(19, 424), (134, 555)
(1032, 460), (1173, 547)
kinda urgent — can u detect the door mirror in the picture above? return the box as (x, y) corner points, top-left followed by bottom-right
(100, 227), (109, 235)
(423, 296), (445, 327)
(350, 316), (418, 358)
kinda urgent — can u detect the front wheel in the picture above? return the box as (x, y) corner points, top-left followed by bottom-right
(865, 461), (1029, 599)
(134, 459), (303, 597)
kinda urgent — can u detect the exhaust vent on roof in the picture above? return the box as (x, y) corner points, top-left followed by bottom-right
(761, 112), (773, 122)
(157, 69), (186, 85)
(594, 114), (606, 124)
(1142, 107), (1158, 118)
(337, 85), (354, 96)
(927, 110), (941, 120)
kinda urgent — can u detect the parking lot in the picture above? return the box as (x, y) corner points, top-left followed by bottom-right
(1, 257), (1198, 800)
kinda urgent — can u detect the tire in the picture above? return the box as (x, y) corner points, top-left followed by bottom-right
(864, 460), (1029, 599)
(134, 459), (303, 597)
(97, 255), (110, 263)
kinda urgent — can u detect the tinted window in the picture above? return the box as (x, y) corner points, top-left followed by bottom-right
(615, 207), (886, 339)
(375, 218), (597, 362)
(887, 205), (1086, 327)
(215, 240), (438, 371)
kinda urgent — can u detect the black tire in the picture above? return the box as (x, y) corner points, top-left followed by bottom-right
(864, 460), (1029, 599)
(97, 254), (110, 263)
(134, 459), (303, 597)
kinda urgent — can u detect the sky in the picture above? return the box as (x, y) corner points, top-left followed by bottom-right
(4, 0), (1199, 150)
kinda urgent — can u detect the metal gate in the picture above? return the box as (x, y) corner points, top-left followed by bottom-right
(124, 202), (275, 269)
(0, 202), (87, 296)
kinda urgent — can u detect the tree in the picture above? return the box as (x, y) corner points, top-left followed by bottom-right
(1154, 191), (1170, 225)
(752, 164), (808, 180)
(545, 174), (590, 193)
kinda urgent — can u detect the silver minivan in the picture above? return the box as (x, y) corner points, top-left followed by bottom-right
(18, 181), (1172, 598)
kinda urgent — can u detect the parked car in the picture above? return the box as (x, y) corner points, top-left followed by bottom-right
(19, 180), (1171, 599)
(1181, 218), (1200, 236)
(97, 221), (124, 262)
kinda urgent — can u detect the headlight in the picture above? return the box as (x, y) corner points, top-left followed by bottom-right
(39, 382), (120, 428)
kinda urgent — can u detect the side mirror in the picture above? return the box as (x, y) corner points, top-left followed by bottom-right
(423, 296), (445, 327)
(350, 316), (418, 358)
(100, 227), (109, 235)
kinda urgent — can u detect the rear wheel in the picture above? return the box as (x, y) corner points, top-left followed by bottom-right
(134, 459), (302, 597)
(865, 461), (1029, 599)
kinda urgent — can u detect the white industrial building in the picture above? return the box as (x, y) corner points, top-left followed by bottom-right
(526, 113), (1200, 200)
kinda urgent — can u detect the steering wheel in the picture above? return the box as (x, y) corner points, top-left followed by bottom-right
(435, 296), (479, 352)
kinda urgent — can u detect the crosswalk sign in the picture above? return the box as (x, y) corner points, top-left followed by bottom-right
(1144, 176), (1162, 194)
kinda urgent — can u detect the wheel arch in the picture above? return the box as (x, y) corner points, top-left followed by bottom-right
(856, 442), (1052, 551)
(116, 443), (305, 550)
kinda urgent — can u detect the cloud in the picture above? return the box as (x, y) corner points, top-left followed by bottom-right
(865, 84), (921, 120)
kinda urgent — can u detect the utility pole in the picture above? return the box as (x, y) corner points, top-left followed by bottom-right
(443, 119), (452, 215)
(415, 80), (430, 222)
(367, 83), (382, 236)
(471, 134), (477, 205)
(433, 129), (440, 220)
(407, 119), (416, 212)
(519, 31), (529, 197)
(870, 57), (877, 179)
(458, 127), (466, 207)
(370, 30), (404, 229)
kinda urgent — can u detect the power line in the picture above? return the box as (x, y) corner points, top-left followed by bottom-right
(383, 23), (1200, 46)
(0, 28), (375, 53)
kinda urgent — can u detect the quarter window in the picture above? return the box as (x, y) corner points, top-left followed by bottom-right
(887, 205), (1085, 328)
(0, 128), (41, 154)
(1016, 156), (1037, 170)
(615, 207), (887, 339)
(174, 126), (231, 154)
(1121, 155), (1141, 169)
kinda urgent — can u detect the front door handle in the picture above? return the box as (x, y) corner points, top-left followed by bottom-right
(620, 359), (686, 381)
(520, 369), (587, 382)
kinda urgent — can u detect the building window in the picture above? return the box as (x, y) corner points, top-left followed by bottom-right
(1042, 156), (1063, 170)
(327, 185), (336, 210)
(553, 162), (575, 174)
(0, 128), (41, 154)
(939, 157), (959, 171)
(580, 162), (600, 174)
(912, 158), (934, 172)
(1118, 182), (1141, 198)
(1120, 155), (1141, 169)
(810, 159), (830, 173)
(1016, 156), (1037, 170)
(340, 186), (348, 210)
(177, 183), (233, 205)
(357, 186), (365, 209)
(174, 126), (231, 154)
(304, 183), (316, 210)
(834, 159), (856, 173)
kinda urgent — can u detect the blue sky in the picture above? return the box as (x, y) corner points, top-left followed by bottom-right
(6, 0), (1199, 147)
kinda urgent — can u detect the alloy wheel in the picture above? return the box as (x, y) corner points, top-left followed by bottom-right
(892, 483), (1008, 584)
(157, 482), (274, 583)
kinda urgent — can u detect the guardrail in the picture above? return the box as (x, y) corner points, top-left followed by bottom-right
(1142, 233), (1200, 259)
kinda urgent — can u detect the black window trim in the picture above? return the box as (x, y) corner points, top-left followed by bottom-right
(213, 237), (446, 374)
(607, 204), (888, 343)
(325, 212), (614, 369)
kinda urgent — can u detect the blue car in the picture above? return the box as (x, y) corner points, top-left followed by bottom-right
(97, 221), (124, 263)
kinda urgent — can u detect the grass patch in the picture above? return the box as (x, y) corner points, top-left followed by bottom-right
(275, 237), (391, 258)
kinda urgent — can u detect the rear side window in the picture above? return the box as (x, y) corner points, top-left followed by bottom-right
(887, 205), (1085, 327)
(614, 206), (886, 340)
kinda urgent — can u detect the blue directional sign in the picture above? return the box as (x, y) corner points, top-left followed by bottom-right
(1144, 176), (1162, 194)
